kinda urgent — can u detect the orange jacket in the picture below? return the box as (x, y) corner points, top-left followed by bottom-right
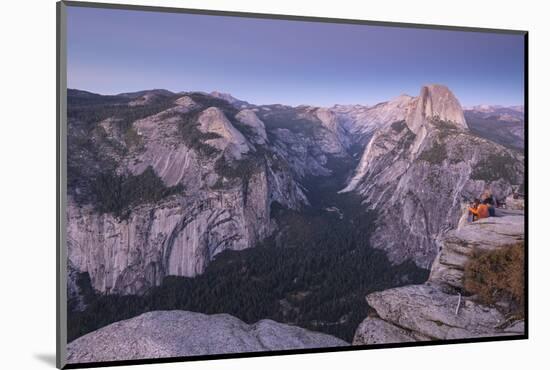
(469, 204), (489, 219)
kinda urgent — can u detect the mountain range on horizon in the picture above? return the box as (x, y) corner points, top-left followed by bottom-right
(67, 85), (525, 153)
(68, 87), (524, 114)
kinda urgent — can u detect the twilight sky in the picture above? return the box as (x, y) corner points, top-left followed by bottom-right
(67, 6), (525, 107)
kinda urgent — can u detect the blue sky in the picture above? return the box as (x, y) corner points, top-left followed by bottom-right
(67, 6), (525, 107)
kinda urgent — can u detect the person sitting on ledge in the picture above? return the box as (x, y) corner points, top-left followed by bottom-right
(468, 199), (479, 222)
(468, 198), (489, 222)
(480, 188), (496, 216)
(483, 197), (496, 217)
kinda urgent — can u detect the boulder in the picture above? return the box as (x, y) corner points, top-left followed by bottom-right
(366, 284), (507, 340)
(353, 317), (423, 345)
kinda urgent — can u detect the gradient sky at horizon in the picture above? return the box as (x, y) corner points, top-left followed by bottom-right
(67, 6), (525, 107)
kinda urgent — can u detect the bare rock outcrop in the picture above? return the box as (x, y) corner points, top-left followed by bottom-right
(360, 285), (511, 342)
(353, 317), (420, 344)
(67, 310), (348, 364)
(197, 107), (250, 159)
(129, 106), (199, 187)
(174, 95), (199, 110)
(353, 213), (525, 345)
(235, 109), (268, 144)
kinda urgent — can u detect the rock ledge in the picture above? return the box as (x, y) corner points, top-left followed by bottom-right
(67, 310), (348, 363)
(353, 212), (525, 345)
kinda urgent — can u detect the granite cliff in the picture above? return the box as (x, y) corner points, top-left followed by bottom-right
(67, 90), (351, 295)
(340, 84), (523, 268)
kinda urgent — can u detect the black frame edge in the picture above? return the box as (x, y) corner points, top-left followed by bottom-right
(523, 32), (529, 338)
(57, 1), (68, 368)
(62, 335), (528, 369)
(56, 2), (61, 367)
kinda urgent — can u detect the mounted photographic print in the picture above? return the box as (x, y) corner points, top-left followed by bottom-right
(56, 1), (528, 368)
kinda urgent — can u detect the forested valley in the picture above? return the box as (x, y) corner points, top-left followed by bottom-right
(68, 152), (429, 343)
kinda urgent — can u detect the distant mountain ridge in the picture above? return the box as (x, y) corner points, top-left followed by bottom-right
(465, 104), (524, 114)
(68, 88), (523, 114)
(464, 105), (523, 122)
(463, 104), (524, 150)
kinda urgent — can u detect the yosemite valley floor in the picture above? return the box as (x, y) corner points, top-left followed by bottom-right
(68, 152), (429, 343)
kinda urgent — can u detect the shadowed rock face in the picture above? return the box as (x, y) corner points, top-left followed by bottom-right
(341, 85), (523, 268)
(67, 311), (348, 363)
(353, 212), (525, 345)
